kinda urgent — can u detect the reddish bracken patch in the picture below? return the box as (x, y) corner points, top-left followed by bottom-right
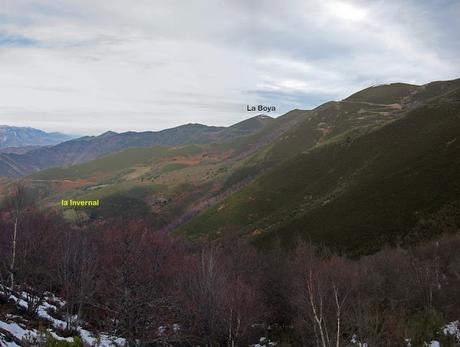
(54, 179), (90, 192)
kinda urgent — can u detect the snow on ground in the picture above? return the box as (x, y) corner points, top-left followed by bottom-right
(0, 321), (32, 341)
(353, 321), (460, 347)
(350, 334), (368, 347)
(251, 336), (277, 347)
(2, 284), (458, 347)
(423, 320), (460, 347)
(0, 334), (20, 347)
(426, 320), (460, 347)
(443, 320), (460, 340)
(0, 284), (125, 347)
(0, 308), (73, 347)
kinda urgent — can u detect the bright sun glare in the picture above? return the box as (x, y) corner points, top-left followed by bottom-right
(327, 1), (368, 22)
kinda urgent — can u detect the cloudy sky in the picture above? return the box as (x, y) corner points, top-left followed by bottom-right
(0, 0), (459, 135)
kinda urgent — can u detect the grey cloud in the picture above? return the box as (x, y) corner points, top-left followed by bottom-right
(0, 0), (458, 134)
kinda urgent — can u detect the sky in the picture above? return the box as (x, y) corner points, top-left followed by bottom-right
(0, 0), (459, 135)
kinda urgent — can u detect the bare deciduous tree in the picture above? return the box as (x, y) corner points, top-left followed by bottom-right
(6, 181), (28, 290)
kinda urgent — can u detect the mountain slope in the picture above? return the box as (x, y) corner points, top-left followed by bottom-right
(344, 82), (418, 104)
(179, 80), (460, 254)
(11, 114), (300, 229)
(0, 125), (72, 148)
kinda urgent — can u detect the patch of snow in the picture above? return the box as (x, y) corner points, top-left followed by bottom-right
(422, 320), (460, 346)
(1, 284), (125, 347)
(0, 321), (36, 341)
(0, 335), (21, 347)
(443, 320), (460, 340)
(48, 331), (74, 343)
(351, 334), (368, 347)
(157, 326), (166, 336)
(172, 323), (180, 332)
(251, 337), (277, 347)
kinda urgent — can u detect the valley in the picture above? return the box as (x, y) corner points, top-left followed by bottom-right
(0, 79), (457, 254)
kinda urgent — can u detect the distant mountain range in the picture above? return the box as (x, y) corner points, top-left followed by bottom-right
(0, 125), (73, 149)
(0, 116), (273, 177)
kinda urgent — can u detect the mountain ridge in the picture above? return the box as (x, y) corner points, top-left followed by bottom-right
(0, 116), (273, 177)
(0, 125), (73, 149)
